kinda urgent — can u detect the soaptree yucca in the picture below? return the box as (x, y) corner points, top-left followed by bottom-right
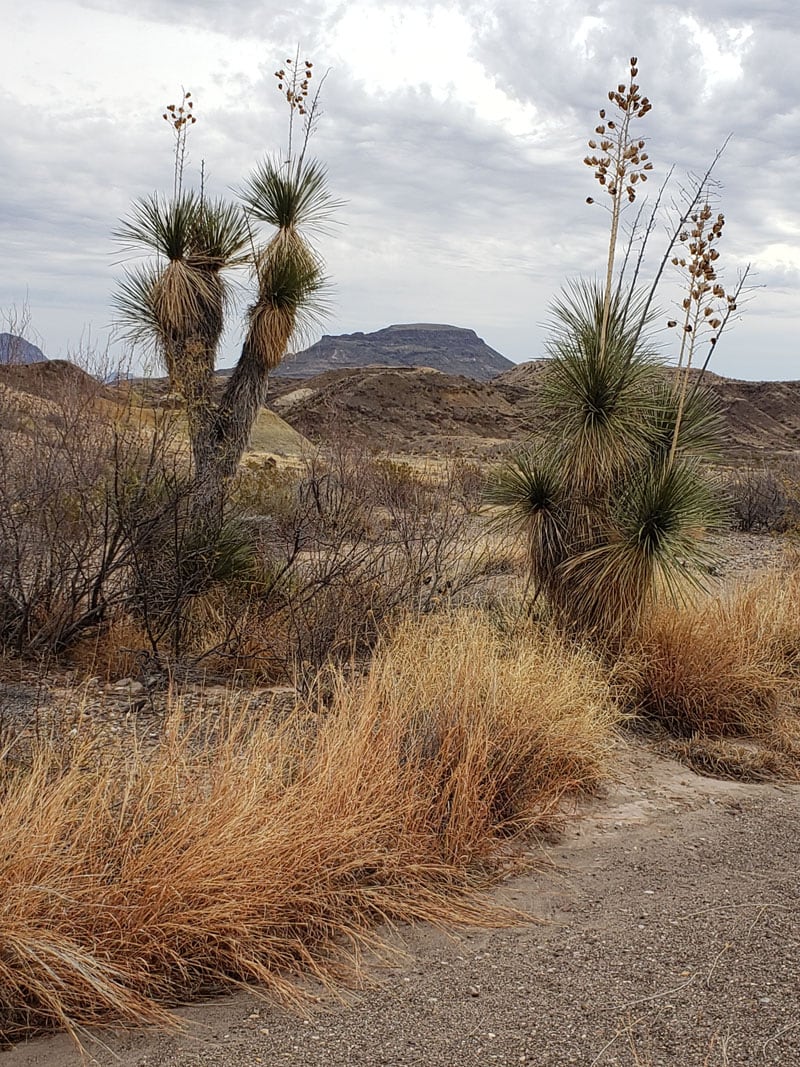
(114, 59), (338, 520)
(488, 58), (739, 643)
(114, 191), (250, 464)
(193, 154), (333, 500)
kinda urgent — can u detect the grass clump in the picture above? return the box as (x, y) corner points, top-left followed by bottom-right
(0, 610), (618, 1046)
(619, 564), (800, 751)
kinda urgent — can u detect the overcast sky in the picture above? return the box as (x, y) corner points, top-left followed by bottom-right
(1, 0), (798, 379)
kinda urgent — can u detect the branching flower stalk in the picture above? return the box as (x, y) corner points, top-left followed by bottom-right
(274, 52), (324, 169)
(584, 57), (652, 362)
(690, 265), (750, 399)
(163, 89), (197, 200)
(634, 139), (730, 348)
(667, 202), (731, 466)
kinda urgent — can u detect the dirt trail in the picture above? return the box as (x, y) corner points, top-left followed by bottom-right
(5, 740), (799, 1067)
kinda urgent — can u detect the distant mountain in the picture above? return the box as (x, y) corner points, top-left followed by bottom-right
(0, 333), (48, 365)
(275, 323), (515, 381)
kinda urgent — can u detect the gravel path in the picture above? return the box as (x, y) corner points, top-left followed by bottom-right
(5, 741), (799, 1067)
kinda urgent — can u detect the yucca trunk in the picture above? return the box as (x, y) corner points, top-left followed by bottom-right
(190, 347), (271, 523)
(191, 297), (297, 523)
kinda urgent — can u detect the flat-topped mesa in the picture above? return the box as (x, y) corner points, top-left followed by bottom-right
(275, 323), (515, 382)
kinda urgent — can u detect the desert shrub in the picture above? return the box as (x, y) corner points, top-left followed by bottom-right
(0, 610), (617, 1045)
(216, 445), (502, 684)
(0, 375), (505, 682)
(726, 460), (800, 533)
(0, 372), (182, 654)
(230, 457), (297, 520)
(0, 356), (310, 670)
(121, 486), (268, 658)
(370, 456), (432, 509)
(0, 368), (270, 666)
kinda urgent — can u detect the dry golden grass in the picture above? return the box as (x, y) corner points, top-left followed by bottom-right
(620, 565), (800, 746)
(65, 615), (154, 682)
(659, 736), (800, 782)
(0, 610), (618, 1046)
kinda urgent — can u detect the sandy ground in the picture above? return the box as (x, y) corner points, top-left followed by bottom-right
(4, 739), (799, 1067)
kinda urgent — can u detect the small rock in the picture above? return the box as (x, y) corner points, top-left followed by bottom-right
(108, 678), (145, 697)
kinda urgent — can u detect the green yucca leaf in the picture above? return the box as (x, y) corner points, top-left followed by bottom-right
(485, 449), (564, 519)
(191, 198), (251, 267)
(486, 449), (570, 586)
(113, 194), (248, 381)
(615, 457), (725, 565)
(545, 279), (660, 364)
(644, 378), (726, 462)
(113, 264), (163, 348)
(540, 280), (665, 490)
(240, 157), (342, 234)
(559, 459), (725, 638)
(255, 240), (326, 311)
(244, 239), (330, 369)
(115, 193), (249, 268)
(115, 192), (201, 261)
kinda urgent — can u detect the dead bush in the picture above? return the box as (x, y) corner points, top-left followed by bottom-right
(726, 460), (800, 533)
(0, 371), (182, 654)
(216, 445), (504, 685)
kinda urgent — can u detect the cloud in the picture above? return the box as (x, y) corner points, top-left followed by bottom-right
(1, 0), (798, 378)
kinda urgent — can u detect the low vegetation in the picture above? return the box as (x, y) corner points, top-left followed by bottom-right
(0, 612), (617, 1043)
(619, 566), (800, 746)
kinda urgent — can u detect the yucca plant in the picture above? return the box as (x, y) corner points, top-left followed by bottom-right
(114, 191), (250, 465)
(194, 153), (336, 501)
(114, 58), (339, 521)
(489, 59), (732, 644)
(110, 61), (339, 654)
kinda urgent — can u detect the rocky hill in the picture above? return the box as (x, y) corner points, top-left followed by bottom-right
(275, 324), (515, 381)
(0, 333), (47, 365)
(269, 360), (800, 461)
(4, 355), (796, 465)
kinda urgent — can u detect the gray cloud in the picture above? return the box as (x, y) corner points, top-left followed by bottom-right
(1, 0), (798, 379)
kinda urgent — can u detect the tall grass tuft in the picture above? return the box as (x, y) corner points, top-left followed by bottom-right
(0, 611), (618, 1046)
(619, 565), (800, 745)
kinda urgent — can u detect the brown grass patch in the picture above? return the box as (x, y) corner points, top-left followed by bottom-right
(0, 610), (618, 1046)
(619, 565), (800, 747)
(659, 736), (800, 783)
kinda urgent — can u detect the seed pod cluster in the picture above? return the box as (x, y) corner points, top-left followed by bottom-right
(163, 90), (197, 133)
(667, 202), (735, 343)
(584, 58), (653, 206)
(275, 58), (314, 116)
